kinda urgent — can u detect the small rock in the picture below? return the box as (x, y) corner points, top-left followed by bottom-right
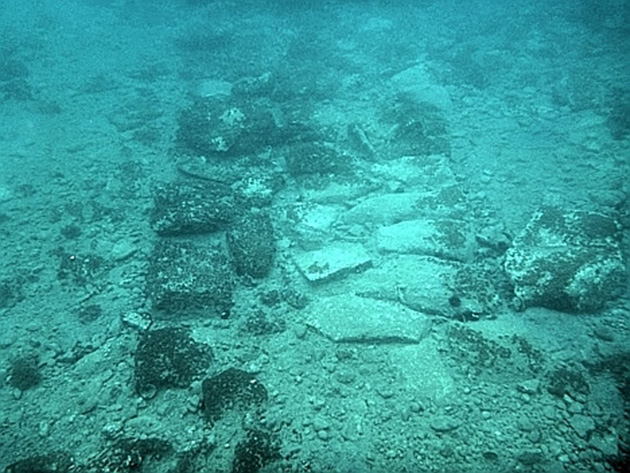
(111, 239), (138, 261)
(517, 417), (535, 432)
(293, 324), (307, 339)
(517, 450), (544, 465)
(527, 430), (542, 443)
(121, 311), (152, 331)
(593, 326), (614, 342)
(589, 433), (619, 457)
(430, 416), (461, 432)
(517, 379), (541, 395)
(312, 415), (330, 432)
(409, 402), (424, 413)
(568, 414), (595, 439)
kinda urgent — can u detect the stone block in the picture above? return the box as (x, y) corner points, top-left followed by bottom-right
(505, 207), (626, 312)
(293, 243), (372, 284)
(147, 240), (234, 317)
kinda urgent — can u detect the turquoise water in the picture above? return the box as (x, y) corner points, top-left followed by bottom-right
(0, 0), (628, 472)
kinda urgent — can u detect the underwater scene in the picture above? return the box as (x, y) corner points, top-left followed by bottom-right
(0, 0), (629, 472)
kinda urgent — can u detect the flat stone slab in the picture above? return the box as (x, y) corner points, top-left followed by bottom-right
(505, 207), (626, 312)
(300, 177), (380, 205)
(370, 154), (457, 190)
(293, 243), (372, 284)
(376, 217), (475, 262)
(304, 294), (431, 344)
(353, 255), (501, 319)
(340, 187), (468, 227)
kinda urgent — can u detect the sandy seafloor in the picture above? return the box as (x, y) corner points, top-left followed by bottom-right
(0, 1), (629, 472)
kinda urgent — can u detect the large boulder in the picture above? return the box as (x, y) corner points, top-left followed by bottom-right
(504, 207), (627, 312)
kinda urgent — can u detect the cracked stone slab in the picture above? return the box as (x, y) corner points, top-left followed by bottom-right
(340, 187), (468, 227)
(376, 217), (475, 262)
(303, 294), (431, 344)
(293, 243), (372, 284)
(353, 255), (502, 319)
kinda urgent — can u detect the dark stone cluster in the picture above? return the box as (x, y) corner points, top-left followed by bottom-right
(151, 181), (235, 236)
(56, 250), (106, 287)
(134, 327), (213, 396)
(175, 97), (283, 158)
(232, 429), (280, 473)
(546, 366), (590, 399)
(227, 212), (276, 279)
(201, 368), (268, 425)
(7, 354), (42, 391)
(147, 240), (234, 317)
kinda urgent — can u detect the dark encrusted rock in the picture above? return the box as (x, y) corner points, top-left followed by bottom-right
(151, 181), (235, 236)
(175, 97), (282, 158)
(546, 366), (590, 398)
(202, 368), (268, 424)
(88, 437), (174, 471)
(134, 327), (212, 397)
(8, 354), (42, 391)
(381, 97), (451, 157)
(147, 240), (234, 317)
(284, 141), (353, 178)
(505, 206), (627, 312)
(5, 452), (74, 473)
(0, 276), (24, 309)
(232, 430), (280, 473)
(227, 212), (276, 279)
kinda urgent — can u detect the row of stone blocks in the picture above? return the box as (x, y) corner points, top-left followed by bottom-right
(146, 180), (276, 317)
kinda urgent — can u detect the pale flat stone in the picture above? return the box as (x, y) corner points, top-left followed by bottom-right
(197, 79), (233, 97)
(370, 154), (456, 189)
(341, 187), (468, 227)
(301, 178), (379, 205)
(376, 217), (474, 262)
(293, 243), (372, 284)
(304, 294), (431, 344)
(387, 64), (454, 114)
(353, 255), (501, 318)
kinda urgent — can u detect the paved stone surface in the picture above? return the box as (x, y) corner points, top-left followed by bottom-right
(304, 294), (431, 344)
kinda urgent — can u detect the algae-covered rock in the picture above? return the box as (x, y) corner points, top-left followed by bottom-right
(227, 212), (276, 279)
(147, 240), (234, 317)
(134, 327), (212, 397)
(202, 368), (267, 425)
(505, 207), (626, 312)
(151, 181), (235, 236)
(175, 97), (282, 158)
